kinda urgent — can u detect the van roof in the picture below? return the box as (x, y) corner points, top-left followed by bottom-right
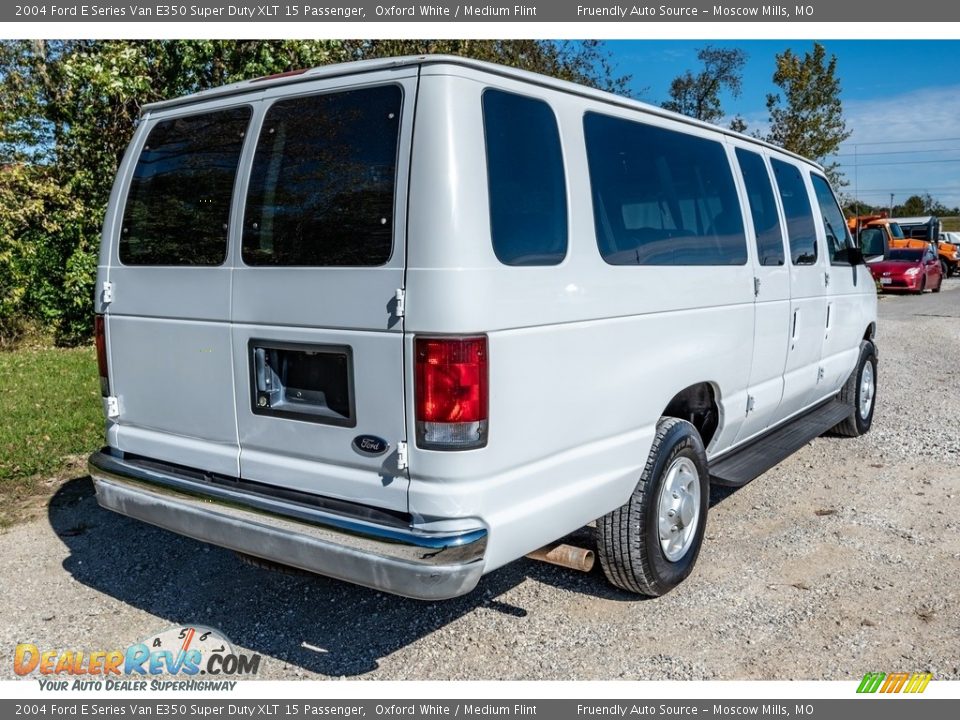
(142, 54), (822, 171)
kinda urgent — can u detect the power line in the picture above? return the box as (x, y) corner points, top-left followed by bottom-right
(835, 158), (960, 168)
(853, 186), (960, 192)
(829, 147), (960, 158)
(840, 136), (960, 147)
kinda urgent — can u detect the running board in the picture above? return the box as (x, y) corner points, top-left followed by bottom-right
(709, 400), (851, 487)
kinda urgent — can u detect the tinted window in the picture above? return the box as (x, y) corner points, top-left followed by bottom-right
(771, 159), (817, 265)
(584, 113), (746, 266)
(735, 149), (785, 266)
(120, 107), (250, 265)
(859, 227), (886, 257)
(242, 85), (401, 266)
(811, 174), (853, 264)
(483, 90), (567, 265)
(888, 223), (904, 239)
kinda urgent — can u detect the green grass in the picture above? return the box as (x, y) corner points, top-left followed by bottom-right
(0, 346), (102, 496)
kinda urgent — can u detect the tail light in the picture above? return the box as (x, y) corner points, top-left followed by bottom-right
(94, 315), (110, 397)
(415, 336), (488, 450)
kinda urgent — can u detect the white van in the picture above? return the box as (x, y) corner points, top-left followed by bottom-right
(89, 56), (878, 600)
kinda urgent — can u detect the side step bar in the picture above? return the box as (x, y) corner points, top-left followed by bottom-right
(709, 400), (852, 487)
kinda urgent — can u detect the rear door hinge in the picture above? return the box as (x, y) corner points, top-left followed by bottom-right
(101, 280), (114, 306)
(394, 288), (405, 318)
(396, 441), (408, 471)
(746, 394), (755, 414)
(105, 396), (119, 418)
(824, 272), (831, 287)
(753, 277), (761, 297)
(817, 366), (825, 383)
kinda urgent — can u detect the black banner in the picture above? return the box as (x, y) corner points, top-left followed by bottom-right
(4, 1), (960, 23)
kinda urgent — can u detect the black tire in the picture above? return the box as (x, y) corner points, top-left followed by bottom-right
(915, 277), (926, 295)
(831, 340), (878, 438)
(597, 417), (709, 597)
(940, 259), (949, 278)
(933, 275), (942, 293)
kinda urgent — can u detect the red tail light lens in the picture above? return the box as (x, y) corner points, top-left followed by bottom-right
(415, 336), (488, 449)
(94, 315), (110, 397)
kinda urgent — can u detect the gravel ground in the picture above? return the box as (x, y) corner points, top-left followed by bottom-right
(1, 281), (958, 681)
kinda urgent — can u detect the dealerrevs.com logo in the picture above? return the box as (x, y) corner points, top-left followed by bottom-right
(857, 672), (933, 694)
(14, 626), (261, 691)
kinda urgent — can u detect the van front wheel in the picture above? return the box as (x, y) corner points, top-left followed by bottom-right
(830, 340), (877, 437)
(597, 418), (709, 597)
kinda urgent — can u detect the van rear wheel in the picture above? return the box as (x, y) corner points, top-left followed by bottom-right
(597, 417), (709, 597)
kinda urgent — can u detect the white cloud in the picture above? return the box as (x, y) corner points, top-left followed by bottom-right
(834, 85), (960, 209)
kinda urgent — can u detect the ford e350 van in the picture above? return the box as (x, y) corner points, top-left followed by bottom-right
(89, 55), (878, 600)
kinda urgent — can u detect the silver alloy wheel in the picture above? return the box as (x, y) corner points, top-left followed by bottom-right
(859, 361), (875, 420)
(657, 456), (701, 562)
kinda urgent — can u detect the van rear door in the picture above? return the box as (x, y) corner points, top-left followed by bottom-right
(105, 102), (252, 477)
(230, 69), (416, 513)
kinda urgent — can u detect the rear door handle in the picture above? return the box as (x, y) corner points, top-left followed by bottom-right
(791, 309), (799, 348)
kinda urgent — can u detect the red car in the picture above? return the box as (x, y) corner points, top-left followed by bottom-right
(870, 246), (943, 294)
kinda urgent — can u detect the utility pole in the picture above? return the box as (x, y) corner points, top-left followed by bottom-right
(889, 193), (894, 217)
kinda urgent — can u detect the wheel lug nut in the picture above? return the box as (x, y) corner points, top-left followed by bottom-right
(667, 509), (675, 518)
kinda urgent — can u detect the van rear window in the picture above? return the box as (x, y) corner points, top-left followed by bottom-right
(583, 113), (746, 266)
(242, 85), (402, 266)
(482, 89), (568, 265)
(120, 107), (250, 266)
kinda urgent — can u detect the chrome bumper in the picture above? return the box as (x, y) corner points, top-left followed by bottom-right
(88, 450), (487, 600)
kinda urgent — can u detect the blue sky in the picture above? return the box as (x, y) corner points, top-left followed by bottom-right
(606, 40), (960, 208)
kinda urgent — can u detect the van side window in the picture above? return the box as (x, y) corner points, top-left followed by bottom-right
(482, 89), (567, 265)
(120, 107), (250, 266)
(242, 85), (401, 266)
(583, 112), (746, 266)
(810, 174), (854, 264)
(734, 149), (785, 266)
(770, 159), (817, 265)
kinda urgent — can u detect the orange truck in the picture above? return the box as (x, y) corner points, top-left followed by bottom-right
(848, 214), (958, 277)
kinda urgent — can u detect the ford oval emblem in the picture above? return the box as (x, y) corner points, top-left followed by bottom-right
(352, 435), (389, 456)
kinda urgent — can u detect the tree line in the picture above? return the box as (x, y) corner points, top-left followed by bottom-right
(0, 40), (849, 346)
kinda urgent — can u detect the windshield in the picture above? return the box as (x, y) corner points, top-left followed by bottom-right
(888, 249), (922, 261)
(887, 223), (904, 239)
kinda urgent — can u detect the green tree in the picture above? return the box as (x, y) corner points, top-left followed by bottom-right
(0, 40), (628, 345)
(662, 45), (747, 124)
(894, 193), (949, 217)
(765, 43), (851, 187)
(728, 116), (748, 133)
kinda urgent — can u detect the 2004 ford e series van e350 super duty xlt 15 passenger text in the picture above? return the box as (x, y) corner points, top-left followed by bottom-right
(88, 56), (878, 600)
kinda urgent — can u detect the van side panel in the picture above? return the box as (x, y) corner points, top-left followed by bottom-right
(405, 69), (755, 569)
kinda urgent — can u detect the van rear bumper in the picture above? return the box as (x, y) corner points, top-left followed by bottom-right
(88, 450), (487, 600)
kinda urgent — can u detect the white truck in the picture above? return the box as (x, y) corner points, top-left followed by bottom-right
(89, 56), (878, 600)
